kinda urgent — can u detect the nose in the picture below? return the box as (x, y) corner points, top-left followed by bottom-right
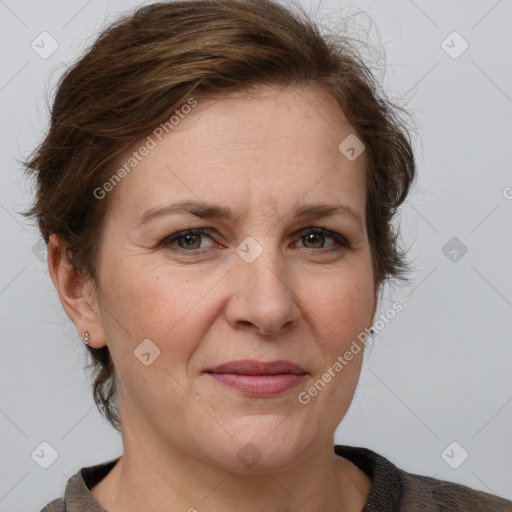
(224, 240), (301, 336)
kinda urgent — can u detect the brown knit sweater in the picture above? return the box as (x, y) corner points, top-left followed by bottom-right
(40, 444), (512, 511)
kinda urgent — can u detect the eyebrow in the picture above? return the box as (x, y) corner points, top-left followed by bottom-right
(138, 200), (363, 229)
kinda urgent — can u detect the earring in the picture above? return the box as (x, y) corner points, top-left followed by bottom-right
(83, 331), (90, 345)
(369, 327), (376, 336)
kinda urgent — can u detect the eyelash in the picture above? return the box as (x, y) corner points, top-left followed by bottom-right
(161, 227), (351, 255)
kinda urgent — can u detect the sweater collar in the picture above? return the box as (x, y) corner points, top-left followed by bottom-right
(334, 444), (403, 511)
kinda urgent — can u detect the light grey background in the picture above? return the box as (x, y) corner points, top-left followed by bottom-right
(1, 0), (511, 510)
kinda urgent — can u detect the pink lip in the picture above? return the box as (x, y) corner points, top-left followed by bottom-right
(204, 359), (307, 397)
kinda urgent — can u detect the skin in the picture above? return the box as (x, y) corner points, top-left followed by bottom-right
(48, 84), (377, 512)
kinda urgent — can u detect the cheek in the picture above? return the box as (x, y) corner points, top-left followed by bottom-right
(307, 268), (374, 349)
(100, 257), (221, 357)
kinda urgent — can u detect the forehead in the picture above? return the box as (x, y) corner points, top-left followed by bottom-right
(105, 85), (367, 224)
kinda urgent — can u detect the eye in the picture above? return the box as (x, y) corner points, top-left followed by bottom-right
(294, 227), (350, 251)
(162, 226), (350, 256)
(163, 229), (216, 253)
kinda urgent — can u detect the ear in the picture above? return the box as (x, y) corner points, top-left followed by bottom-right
(47, 233), (107, 349)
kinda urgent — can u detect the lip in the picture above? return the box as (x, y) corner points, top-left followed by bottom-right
(204, 359), (308, 397)
(205, 359), (306, 375)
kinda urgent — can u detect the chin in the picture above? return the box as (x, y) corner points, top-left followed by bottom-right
(211, 416), (309, 472)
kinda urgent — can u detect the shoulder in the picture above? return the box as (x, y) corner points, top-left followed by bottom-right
(39, 497), (65, 512)
(38, 456), (119, 512)
(399, 470), (512, 511)
(334, 444), (512, 511)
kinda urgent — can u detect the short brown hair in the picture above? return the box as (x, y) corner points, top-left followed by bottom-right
(22, 0), (416, 431)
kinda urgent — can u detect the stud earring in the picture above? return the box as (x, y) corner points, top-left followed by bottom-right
(83, 331), (90, 345)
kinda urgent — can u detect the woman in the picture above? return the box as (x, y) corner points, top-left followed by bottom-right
(23, 0), (512, 510)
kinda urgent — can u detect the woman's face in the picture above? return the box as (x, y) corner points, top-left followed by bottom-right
(90, 85), (376, 470)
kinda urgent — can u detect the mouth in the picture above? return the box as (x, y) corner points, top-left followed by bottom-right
(204, 359), (307, 397)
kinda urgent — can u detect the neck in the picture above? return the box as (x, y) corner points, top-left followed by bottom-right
(90, 432), (370, 512)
